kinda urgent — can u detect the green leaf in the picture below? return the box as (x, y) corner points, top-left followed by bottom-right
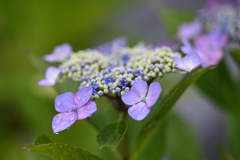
(131, 67), (211, 160)
(216, 143), (234, 160)
(230, 49), (240, 67)
(33, 134), (51, 145)
(227, 115), (240, 159)
(158, 5), (195, 35)
(167, 114), (202, 160)
(23, 142), (103, 160)
(196, 61), (240, 114)
(97, 120), (127, 150)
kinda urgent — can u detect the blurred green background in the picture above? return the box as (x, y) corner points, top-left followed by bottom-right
(0, 0), (141, 159)
(2, 0), (234, 160)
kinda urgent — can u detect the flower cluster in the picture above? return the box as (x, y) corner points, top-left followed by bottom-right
(39, 37), (204, 133)
(175, 0), (238, 70)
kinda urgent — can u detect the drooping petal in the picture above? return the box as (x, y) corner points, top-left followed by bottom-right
(52, 112), (77, 134)
(38, 79), (55, 86)
(121, 91), (140, 105)
(146, 82), (162, 108)
(131, 79), (148, 97)
(45, 66), (60, 81)
(55, 92), (75, 112)
(77, 101), (97, 120)
(128, 102), (151, 121)
(74, 86), (93, 108)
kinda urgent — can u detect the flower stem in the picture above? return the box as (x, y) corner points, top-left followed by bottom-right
(121, 112), (129, 160)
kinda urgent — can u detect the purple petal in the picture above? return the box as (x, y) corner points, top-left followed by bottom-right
(38, 79), (55, 86)
(44, 43), (72, 62)
(181, 39), (194, 54)
(121, 91), (140, 105)
(55, 92), (75, 112)
(74, 86), (93, 108)
(194, 32), (224, 68)
(174, 53), (201, 72)
(128, 102), (150, 121)
(177, 20), (202, 39)
(112, 37), (127, 48)
(182, 52), (202, 70)
(131, 79), (148, 97)
(52, 112), (77, 134)
(77, 101), (97, 120)
(45, 66), (60, 80)
(146, 82), (162, 108)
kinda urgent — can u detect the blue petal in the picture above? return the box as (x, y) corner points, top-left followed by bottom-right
(131, 79), (148, 97)
(121, 91), (140, 105)
(146, 82), (162, 108)
(74, 86), (93, 108)
(52, 112), (77, 134)
(77, 101), (97, 120)
(55, 92), (75, 112)
(128, 102), (150, 121)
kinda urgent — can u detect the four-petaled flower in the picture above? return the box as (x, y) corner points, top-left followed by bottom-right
(121, 79), (162, 121)
(44, 43), (72, 62)
(52, 86), (97, 134)
(38, 66), (60, 86)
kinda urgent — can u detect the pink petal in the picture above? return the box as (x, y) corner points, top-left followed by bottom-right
(55, 92), (75, 112)
(131, 79), (148, 97)
(52, 112), (77, 134)
(128, 102), (150, 121)
(146, 82), (162, 108)
(77, 101), (97, 120)
(38, 79), (55, 86)
(121, 91), (140, 105)
(74, 86), (93, 108)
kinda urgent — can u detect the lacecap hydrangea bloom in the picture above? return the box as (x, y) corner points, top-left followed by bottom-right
(39, 37), (203, 133)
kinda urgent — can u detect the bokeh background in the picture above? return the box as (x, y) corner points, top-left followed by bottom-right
(1, 0), (233, 159)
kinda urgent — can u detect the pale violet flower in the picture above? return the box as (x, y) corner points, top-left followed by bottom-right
(44, 43), (72, 62)
(52, 86), (97, 134)
(38, 66), (60, 86)
(177, 20), (202, 39)
(121, 79), (162, 121)
(180, 30), (228, 68)
(174, 52), (202, 72)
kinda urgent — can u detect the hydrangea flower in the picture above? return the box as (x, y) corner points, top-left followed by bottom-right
(180, 31), (228, 68)
(44, 43), (72, 62)
(174, 53), (202, 72)
(121, 79), (162, 121)
(52, 86), (97, 134)
(38, 66), (60, 86)
(194, 30), (228, 68)
(177, 20), (202, 39)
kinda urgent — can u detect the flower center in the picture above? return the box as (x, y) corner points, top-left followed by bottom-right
(72, 105), (77, 111)
(140, 96), (146, 103)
